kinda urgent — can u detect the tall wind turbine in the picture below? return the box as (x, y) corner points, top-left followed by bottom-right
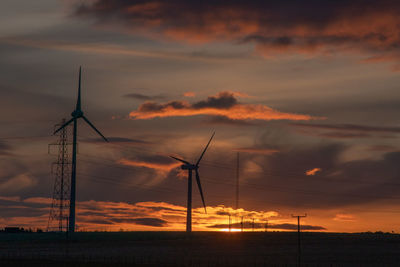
(171, 132), (215, 232)
(54, 67), (108, 233)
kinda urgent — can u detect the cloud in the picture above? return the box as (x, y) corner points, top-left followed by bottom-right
(334, 213), (356, 222)
(84, 136), (153, 145)
(118, 158), (181, 172)
(75, 0), (400, 68)
(292, 123), (400, 134)
(0, 196), (21, 202)
(203, 116), (257, 126)
(317, 132), (372, 139)
(291, 123), (400, 139)
(0, 198), (288, 231)
(0, 141), (13, 156)
(367, 145), (399, 152)
(1, 38), (239, 62)
(23, 197), (52, 205)
(183, 92), (195, 97)
(0, 173), (36, 193)
(306, 168), (321, 176)
(123, 93), (166, 101)
(122, 217), (168, 227)
(129, 91), (318, 121)
(234, 147), (279, 155)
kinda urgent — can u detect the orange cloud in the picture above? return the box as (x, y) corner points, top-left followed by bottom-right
(129, 91), (320, 121)
(306, 168), (322, 176)
(183, 92), (195, 97)
(2, 196), (291, 231)
(334, 214), (356, 222)
(118, 159), (181, 172)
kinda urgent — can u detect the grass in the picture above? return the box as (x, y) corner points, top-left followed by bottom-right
(1, 231), (400, 266)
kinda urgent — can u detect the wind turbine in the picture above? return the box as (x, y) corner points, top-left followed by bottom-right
(171, 132), (215, 232)
(54, 67), (108, 233)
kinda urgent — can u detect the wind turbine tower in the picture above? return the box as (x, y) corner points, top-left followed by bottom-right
(171, 132), (215, 232)
(54, 67), (108, 232)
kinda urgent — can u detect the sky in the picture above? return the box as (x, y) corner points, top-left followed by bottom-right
(0, 0), (400, 233)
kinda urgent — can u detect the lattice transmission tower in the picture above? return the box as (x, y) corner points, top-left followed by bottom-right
(47, 119), (71, 232)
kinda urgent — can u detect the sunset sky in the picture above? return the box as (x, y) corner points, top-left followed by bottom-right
(1, 0), (400, 233)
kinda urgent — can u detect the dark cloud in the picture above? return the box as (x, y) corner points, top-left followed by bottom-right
(75, 0), (400, 68)
(0, 141), (13, 156)
(83, 136), (153, 145)
(129, 91), (315, 121)
(111, 217), (168, 227)
(291, 123), (400, 139)
(0, 206), (47, 218)
(192, 92), (237, 109)
(367, 145), (399, 152)
(291, 123), (400, 134)
(84, 219), (114, 225)
(202, 116), (257, 126)
(317, 132), (372, 139)
(233, 147), (279, 155)
(122, 93), (166, 101)
(215, 210), (231, 216)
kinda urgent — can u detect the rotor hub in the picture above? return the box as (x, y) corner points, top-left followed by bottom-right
(71, 110), (83, 118)
(181, 164), (197, 170)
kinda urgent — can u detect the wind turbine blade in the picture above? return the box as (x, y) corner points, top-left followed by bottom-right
(195, 169), (207, 214)
(53, 118), (74, 135)
(196, 132), (215, 166)
(82, 116), (108, 142)
(170, 156), (190, 165)
(76, 66), (82, 111)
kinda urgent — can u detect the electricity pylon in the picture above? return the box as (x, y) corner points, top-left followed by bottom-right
(47, 119), (71, 232)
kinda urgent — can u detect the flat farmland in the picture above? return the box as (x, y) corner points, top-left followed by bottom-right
(1, 232), (400, 266)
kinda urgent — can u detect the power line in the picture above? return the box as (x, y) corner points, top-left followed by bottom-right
(77, 155), (400, 201)
(75, 161), (400, 215)
(78, 151), (400, 189)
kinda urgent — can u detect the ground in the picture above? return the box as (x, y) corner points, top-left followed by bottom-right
(1, 231), (400, 266)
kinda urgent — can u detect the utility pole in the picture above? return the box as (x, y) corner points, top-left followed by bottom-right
(264, 219), (268, 232)
(292, 214), (307, 267)
(252, 218), (255, 232)
(235, 152), (239, 209)
(241, 216), (244, 232)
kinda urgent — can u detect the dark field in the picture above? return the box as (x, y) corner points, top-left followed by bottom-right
(1, 231), (400, 266)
